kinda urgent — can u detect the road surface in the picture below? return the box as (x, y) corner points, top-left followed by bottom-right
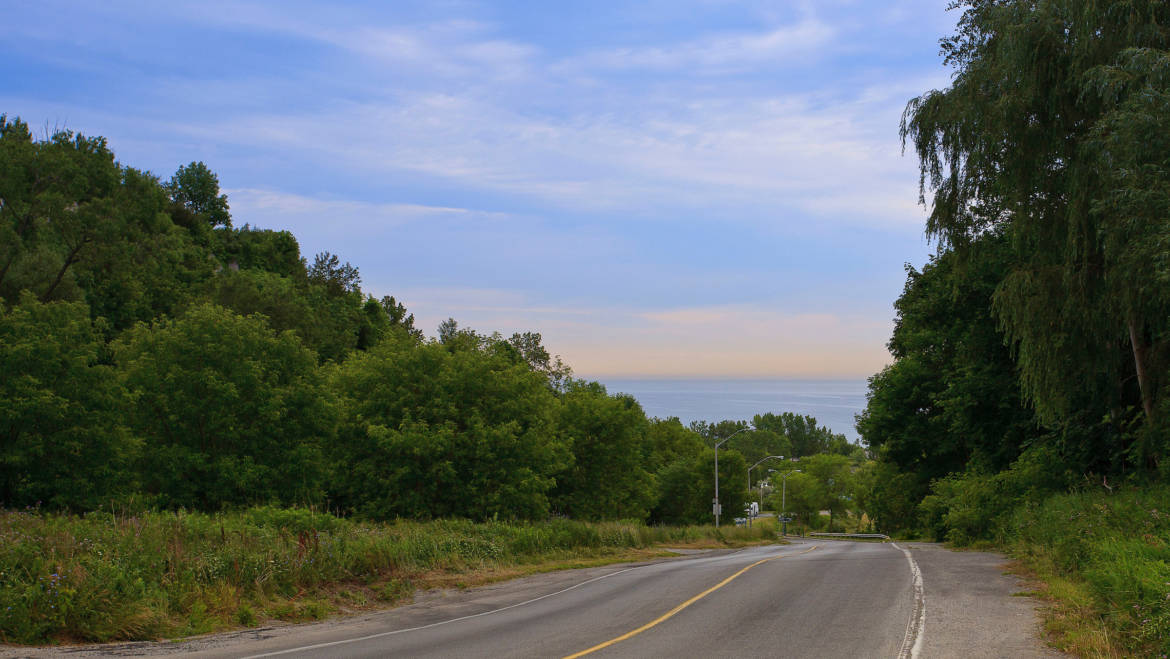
(2, 539), (1063, 658)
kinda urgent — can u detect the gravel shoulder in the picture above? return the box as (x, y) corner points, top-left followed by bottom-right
(904, 542), (1067, 658)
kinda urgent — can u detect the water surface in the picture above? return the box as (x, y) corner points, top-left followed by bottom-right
(594, 378), (868, 441)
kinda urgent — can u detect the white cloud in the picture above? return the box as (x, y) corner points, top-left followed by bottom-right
(559, 19), (835, 73)
(226, 188), (509, 231)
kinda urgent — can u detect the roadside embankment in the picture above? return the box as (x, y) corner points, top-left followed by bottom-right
(1003, 486), (1170, 657)
(0, 507), (777, 645)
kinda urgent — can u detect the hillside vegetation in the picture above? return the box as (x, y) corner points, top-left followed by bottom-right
(858, 1), (1170, 655)
(1, 112), (872, 643)
(0, 508), (776, 644)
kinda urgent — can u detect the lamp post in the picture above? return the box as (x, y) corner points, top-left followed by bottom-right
(780, 469), (801, 536)
(713, 426), (752, 528)
(747, 456), (785, 528)
(759, 469), (775, 519)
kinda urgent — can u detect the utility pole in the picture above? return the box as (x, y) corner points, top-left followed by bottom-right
(747, 456), (785, 528)
(713, 426), (752, 528)
(780, 469), (801, 536)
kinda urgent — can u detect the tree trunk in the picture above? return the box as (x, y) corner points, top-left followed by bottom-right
(40, 239), (86, 302)
(1128, 315), (1155, 421)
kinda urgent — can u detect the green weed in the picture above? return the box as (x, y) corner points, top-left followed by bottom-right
(0, 508), (777, 645)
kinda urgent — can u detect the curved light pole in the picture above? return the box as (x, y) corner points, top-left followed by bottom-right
(747, 455), (785, 528)
(779, 469), (802, 536)
(713, 426), (752, 528)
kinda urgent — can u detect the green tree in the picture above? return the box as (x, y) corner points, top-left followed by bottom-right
(751, 412), (846, 457)
(901, 0), (1170, 472)
(0, 295), (137, 509)
(167, 161), (230, 228)
(644, 417), (705, 473)
(650, 448), (748, 526)
(116, 304), (331, 509)
(551, 381), (654, 521)
(330, 338), (568, 521)
(801, 453), (854, 530)
(767, 470), (821, 526)
(857, 235), (1040, 491)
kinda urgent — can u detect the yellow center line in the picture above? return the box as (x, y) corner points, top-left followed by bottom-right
(561, 545), (820, 659)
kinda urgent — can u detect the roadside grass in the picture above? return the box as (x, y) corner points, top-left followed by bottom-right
(1002, 485), (1170, 658)
(0, 507), (778, 645)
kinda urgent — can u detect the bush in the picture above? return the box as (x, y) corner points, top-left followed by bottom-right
(1008, 485), (1170, 656)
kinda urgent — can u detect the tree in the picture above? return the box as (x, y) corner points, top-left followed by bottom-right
(644, 417), (705, 473)
(116, 304), (331, 509)
(767, 471), (821, 526)
(751, 412), (846, 458)
(166, 161), (230, 228)
(0, 295), (136, 510)
(551, 381), (654, 521)
(380, 295), (423, 341)
(506, 332), (573, 392)
(330, 338), (568, 521)
(901, 0), (1170, 472)
(857, 235), (1040, 489)
(801, 453), (854, 530)
(650, 448), (748, 526)
(0, 116), (215, 327)
(307, 251), (361, 297)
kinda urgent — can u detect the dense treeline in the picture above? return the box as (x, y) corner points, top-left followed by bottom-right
(0, 114), (855, 525)
(860, 0), (1170, 536)
(858, 3), (1170, 652)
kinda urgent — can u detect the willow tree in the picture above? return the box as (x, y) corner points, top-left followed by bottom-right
(902, 0), (1170, 471)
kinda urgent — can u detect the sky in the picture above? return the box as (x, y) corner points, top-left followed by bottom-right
(2, 0), (958, 379)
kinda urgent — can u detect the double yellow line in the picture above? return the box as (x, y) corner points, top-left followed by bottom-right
(563, 545), (819, 658)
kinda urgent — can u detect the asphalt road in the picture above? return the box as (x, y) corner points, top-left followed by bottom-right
(205, 540), (914, 658)
(2, 539), (1064, 658)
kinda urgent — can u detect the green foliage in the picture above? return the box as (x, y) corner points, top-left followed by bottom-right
(751, 412), (850, 457)
(167, 161), (230, 228)
(644, 417), (705, 473)
(0, 508), (775, 644)
(330, 338), (567, 521)
(551, 382), (655, 521)
(918, 446), (1071, 545)
(1005, 486), (1170, 656)
(212, 225), (305, 281)
(115, 304), (331, 509)
(902, 0), (1170, 473)
(0, 295), (137, 510)
(650, 448), (748, 526)
(858, 235), (1041, 513)
(852, 460), (923, 536)
(766, 470), (820, 522)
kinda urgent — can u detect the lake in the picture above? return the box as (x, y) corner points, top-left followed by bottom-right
(593, 378), (869, 441)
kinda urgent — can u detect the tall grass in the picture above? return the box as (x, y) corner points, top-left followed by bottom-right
(0, 507), (775, 645)
(1005, 486), (1170, 657)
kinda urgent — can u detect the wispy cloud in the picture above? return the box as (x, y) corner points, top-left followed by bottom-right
(559, 19), (835, 74)
(4, 0), (952, 378)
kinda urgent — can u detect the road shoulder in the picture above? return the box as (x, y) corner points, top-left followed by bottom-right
(904, 542), (1067, 658)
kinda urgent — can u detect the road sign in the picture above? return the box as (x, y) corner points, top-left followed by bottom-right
(777, 517), (794, 523)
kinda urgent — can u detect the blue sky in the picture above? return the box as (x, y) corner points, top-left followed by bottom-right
(3, 0), (957, 378)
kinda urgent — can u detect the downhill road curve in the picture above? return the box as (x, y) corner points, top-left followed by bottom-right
(2, 539), (1063, 658)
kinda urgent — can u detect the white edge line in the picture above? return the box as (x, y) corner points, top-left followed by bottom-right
(242, 544), (779, 658)
(891, 542), (926, 659)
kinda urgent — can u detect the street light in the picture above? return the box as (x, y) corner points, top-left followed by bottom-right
(713, 426), (753, 528)
(759, 469), (776, 520)
(779, 469), (801, 536)
(747, 456), (785, 528)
